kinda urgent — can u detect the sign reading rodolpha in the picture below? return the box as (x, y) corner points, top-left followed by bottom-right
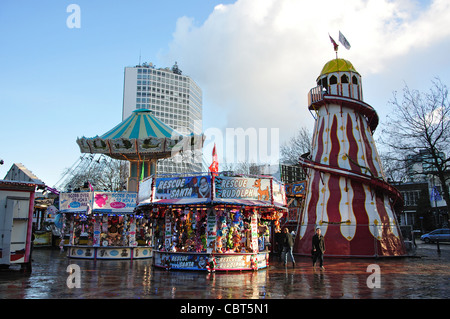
(214, 176), (271, 202)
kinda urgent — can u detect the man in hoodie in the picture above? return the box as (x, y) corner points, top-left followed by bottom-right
(281, 227), (295, 268)
(312, 227), (326, 270)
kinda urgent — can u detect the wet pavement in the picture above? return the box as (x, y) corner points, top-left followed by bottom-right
(0, 242), (449, 299)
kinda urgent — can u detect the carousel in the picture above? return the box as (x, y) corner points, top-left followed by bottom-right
(76, 108), (203, 192)
(62, 108), (204, 260)
(135, 172), (287, 271)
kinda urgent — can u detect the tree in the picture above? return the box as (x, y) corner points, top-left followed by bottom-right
(414, 189), (433, 232)
(222, 161), (265, 175)
(58, 155), (129, 191)
(380, 78), (450, 217)
(280, 127), (312, 165)
(378, 151), (407, 183)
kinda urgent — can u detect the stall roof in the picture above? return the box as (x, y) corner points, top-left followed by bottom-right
(137, 198), (287, 210)
(0, 179), (37, 192)
(3, 163), (45, 186)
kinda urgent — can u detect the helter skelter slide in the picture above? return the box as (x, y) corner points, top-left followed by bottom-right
(295, 57), (406, 257)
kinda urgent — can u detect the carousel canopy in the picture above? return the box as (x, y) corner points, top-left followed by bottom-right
(101, 109), (181, 140)
(76, 109), (202, 161)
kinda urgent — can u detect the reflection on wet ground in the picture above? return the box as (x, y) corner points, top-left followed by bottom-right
(1, 244), (449, 299)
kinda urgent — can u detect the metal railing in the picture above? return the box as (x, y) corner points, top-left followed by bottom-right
(308, 84), (363, 106)
(308, 86), (324, 105)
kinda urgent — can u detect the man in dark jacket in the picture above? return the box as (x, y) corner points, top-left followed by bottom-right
(281, 227), (295, 268)
(312, 227), (325, 270)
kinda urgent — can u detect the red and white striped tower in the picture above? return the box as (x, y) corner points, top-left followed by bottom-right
(295, 58), (406, 257)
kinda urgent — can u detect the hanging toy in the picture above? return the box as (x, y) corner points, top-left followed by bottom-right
(216, 236), (223, 253)
(201, 233), (207, 251)
(227, 226), (234, 249)
(232, 228), (241, 251)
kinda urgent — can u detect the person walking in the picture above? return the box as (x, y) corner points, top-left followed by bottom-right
(281, 227), (295, 268)
(312, 227), (325, 270)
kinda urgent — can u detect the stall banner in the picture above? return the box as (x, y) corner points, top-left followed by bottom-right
(33, 231), (52, 246)
(165, 213), (172, 250)
(154, 175), (211, 199)
(272, 180), (287, 206)
(214, 177), (271, 202)
(60, 192), (92, 213)
(215, 253), (268, 270)
(93, 220), (101, 247)
(92, 192), (137, 213)
(155, 252), (208, 270)
(206, 209), (217, 253)
(138, 177), (153, 204)
(251, 213), (258, 253)
(129, 219), (137, 247)
(154, 252), (268, 271)
(285, 181), (306, 196)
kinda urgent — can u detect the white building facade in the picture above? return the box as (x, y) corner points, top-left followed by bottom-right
(122, 62), (203, 174)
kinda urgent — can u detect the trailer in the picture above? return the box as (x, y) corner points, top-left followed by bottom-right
(0, 180), (36, 272)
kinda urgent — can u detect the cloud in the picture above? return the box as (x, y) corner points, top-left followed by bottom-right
(162, 0), (450, 164)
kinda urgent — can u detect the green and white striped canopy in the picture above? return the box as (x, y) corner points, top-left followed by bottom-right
(100, 109), (182, 139)
(76, 109), (193, 161)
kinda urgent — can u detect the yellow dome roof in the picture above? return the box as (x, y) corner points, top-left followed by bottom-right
(318, 58), (360, 77)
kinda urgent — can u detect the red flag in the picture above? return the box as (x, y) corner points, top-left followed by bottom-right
(88, 181), (94, 191)
(329, 34), (339, 52)
(208, 143), (218, 176)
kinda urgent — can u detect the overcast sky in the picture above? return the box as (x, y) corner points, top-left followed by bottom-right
(1, 0), (449, 188)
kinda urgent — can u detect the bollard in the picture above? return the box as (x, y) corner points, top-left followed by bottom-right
(436, 240), (441, 254)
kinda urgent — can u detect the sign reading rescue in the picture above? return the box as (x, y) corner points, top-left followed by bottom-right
(214, 176), (271, 202)
(154, 176), (211, 199)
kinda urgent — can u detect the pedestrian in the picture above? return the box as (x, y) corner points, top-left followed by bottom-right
(281, 227), (295, 268)
(312, 227), (325, 270)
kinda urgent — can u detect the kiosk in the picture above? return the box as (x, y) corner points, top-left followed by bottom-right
(136, 172), (287, 271)
(60, 191), (152, 260)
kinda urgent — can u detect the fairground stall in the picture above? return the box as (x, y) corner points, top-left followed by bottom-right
(0, 180), (36, 272)
(135, 172), (287, 271)
(60, 191), (152, 260)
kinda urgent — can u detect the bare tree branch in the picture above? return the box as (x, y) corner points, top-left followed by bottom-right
(380, 78), (450, 216)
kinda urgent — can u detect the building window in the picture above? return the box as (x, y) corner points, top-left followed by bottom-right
(403, 191), (420, 207)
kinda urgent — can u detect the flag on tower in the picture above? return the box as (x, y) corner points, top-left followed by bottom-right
(329, 34), (339, 51)
(339, 31), (351, 50)
(328, 33), (339, 52)
(209, 143), (219, 176)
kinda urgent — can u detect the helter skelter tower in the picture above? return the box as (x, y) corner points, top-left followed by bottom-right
(296, 56), (406, 257)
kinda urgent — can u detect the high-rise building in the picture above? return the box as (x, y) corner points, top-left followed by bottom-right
(122, 62), (203, 174)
